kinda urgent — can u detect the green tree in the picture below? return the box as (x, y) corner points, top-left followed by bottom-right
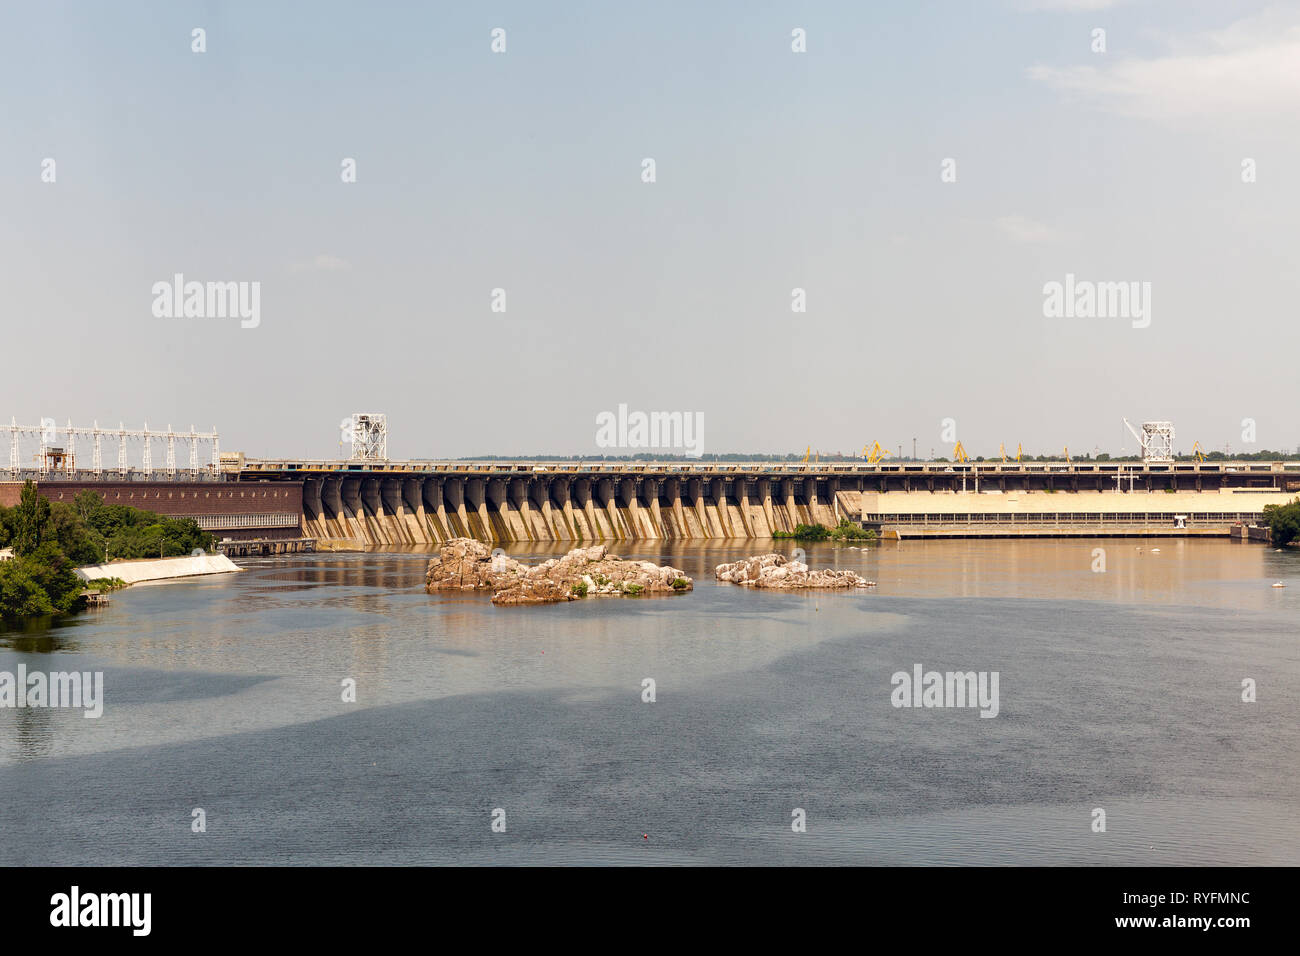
(21, 544), (86, 613)
(0, 561), (57, 619)
(12, 481), (50, 556)
(74, 489), (105, 522)
(1262, 500), (1300, 548)
(47, 502), (106, 566)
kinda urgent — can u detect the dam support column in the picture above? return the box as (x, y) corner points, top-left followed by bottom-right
(402, 477), (429, 543)
(486, 478), (515, 543)
(758, 478), (776, 536)
(509, 478), (535, 542)
(553, 479), (578, 541)
(642, 478), (665, 538)
(302, 478), (324, 538)
(711, 478), (734, 537)
(620, 478), (644, 538)
(782, 478), (799, 533)
(686, 477), (709, 537)
(464, 478), (492, 542)
(597, 478), (621, 539)
(341, 477), (367, 543)
(737, 479), (756, 537)
(572, 478), (597, 540)
(529, 479), (557, 539)
(660, 477), (683, 537)
(424, 477), (451, 541)
(321, 477), (345, 539)
(442, 477), (470, 538)
(380, 478), (409, 543)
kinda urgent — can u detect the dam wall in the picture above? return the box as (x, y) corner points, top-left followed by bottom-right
(2, 480), (302, 541)
(289, 466), (1300, 545)
(298, 473), (843, 545)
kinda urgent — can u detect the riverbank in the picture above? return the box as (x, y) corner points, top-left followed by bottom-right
(76, 554), (242, 585)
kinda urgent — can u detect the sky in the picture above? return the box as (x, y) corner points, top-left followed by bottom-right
(2, 0), (1298, 461)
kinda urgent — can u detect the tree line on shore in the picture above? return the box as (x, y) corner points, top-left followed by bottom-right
(0, 483), (213, 621)
(1262, 500), (1300, 547)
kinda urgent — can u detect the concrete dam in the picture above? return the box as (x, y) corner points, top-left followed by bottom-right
(234, 458), (1300, 545)
(298, 472), (841, 544)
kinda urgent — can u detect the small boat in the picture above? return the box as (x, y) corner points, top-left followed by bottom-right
(1272, 582), (1286, 588)
(1151, 548), (1161, 553)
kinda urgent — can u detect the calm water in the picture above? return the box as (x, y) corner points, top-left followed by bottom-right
(1, 538), (1297, 865)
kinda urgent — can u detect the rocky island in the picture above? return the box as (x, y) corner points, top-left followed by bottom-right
(714, 553), (875, 589)
(425, 538), (692, 606)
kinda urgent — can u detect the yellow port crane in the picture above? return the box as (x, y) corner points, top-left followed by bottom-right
(1191, 441), (1206, 462)
(998, 443), (1024, 463)
(862, 441), (891, 463)
(953, 441), (970, 463)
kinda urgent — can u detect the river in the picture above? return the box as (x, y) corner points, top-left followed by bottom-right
(1, 538), (1296, 865)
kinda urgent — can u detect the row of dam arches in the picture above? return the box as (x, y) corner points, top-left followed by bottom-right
(300, 474), (847, 544)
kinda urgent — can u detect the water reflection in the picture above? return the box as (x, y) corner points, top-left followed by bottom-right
(0, 538), (1295, 864)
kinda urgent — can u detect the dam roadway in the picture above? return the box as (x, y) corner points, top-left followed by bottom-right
(233, 458), (1300, 544)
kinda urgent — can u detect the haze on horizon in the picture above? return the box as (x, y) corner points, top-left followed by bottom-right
(2, 0), (1297, 461)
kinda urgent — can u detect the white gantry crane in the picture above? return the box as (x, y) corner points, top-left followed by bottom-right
(1122, 418), (1175, 463)
(346, 412), (388, 461)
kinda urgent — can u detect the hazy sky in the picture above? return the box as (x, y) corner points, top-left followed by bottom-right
(3, 0), (1298, 460)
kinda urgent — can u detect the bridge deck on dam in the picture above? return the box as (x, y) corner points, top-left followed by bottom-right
(236, 458), (1300, 479)
(225, 459), (1300, 546)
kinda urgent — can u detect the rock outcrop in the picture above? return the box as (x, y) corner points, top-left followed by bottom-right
(714, 553), (875, 589)
(425, 538), (693, 606)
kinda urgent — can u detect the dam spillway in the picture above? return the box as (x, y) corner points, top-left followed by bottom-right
(296, 472), (841, 544)
(235, 459), (1300, 545)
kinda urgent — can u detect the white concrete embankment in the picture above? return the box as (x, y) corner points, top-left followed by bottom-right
(76, 554), (242, 585)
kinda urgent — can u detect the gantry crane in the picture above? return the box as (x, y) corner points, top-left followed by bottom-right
(862, 441), (891, 463)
